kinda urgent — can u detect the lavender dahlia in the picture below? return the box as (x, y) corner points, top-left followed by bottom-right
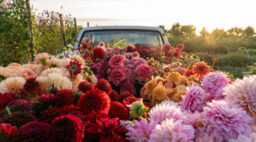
(202, 100), (252, 141)
(149, 119), (195, 142)
(180, 85), (207, 113)
(149, 100), (184, 124)
(202, 72), (229, 100)
(126, 118), (157, 142)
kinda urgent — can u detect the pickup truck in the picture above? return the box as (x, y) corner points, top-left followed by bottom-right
(74, 26), (169, 49)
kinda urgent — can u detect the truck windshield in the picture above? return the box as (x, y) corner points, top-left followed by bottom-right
(81, 30), (163, 48)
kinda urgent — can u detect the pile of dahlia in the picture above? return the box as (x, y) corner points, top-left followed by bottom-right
(0, 41), (255, 142)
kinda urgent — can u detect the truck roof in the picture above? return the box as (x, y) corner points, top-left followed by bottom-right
(80, 26), (165, 34)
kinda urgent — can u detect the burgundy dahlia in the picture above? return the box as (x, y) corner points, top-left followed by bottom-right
(77, 89), (110, 115)
(24, 78), (39, 91)
(0, 112), (36, 127)
(108, 68), (127, 86)
(55, 89), (74, 107)
(14, 121), (50, 142)
(7, 99), (32, 113)
(0, 92), (15, 109)
(78, 81), (94, 93)
(119, 91), (134, 102)
(109, 102), (129, 120)
(95, 79), (112, 95)
(136, 64), (153, 80)
(109, 90), (119, 101)
(51, 114), (85, 142)
(0, 123), (17, 142)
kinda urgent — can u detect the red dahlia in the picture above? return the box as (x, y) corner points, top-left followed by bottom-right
(66, 60), (82, 77)
(77, 89), (110, 115)
(126, 45), (136, 52)
(78, 81), (94, 93)
(109, 90), (119, 101)
(86, 118), (127, 142)
(122, 96), (138, 105)
(0, 123), (17, 142)
(40, 105), (79, 123)
(95, 79), (112, 95)
(14, 121), (50, 142)
(93, 47), (106, 59)
(51, 114), (85, 142)
(54, 89), (74, 107)
(109, 102), (129, 120)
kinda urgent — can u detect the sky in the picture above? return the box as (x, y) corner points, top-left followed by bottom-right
(31, 0), (256, 33)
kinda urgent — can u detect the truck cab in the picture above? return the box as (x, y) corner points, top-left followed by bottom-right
(75, 26), (169, 49)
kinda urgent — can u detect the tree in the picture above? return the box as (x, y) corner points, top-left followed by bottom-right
(168, 22), (183, 37)
(200, 27), (209, 38)
(227, 27), (243, 37)
(180, 25), (196, 37)
(243, 26), (254, 37)
(211, 28), (226, 39)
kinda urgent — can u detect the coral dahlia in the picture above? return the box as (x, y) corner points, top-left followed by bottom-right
(192, 61), (212, 79)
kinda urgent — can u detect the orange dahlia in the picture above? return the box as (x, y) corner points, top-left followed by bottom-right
(192, 61), (212, 79)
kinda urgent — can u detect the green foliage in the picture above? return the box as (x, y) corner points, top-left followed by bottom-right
(0, 0), (31, 66)
(0, 1), (78, 66)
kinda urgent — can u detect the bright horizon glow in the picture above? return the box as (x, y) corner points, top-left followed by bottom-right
(31, 0), (256, 34)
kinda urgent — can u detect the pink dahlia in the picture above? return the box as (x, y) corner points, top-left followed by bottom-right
(149, 100), (185, 124)
(108, 68), (126, 86)
(126, 118), (157, 142)
(149, 119), (195, 142)
(15, 121), (50, 142)
(202, 72), (229, 100)
(51, 114), (85, 142)
(180, 85), (207, 113)
(136, 64), (153, 80)
(163, 44), (172, 55)
(202, 100), (252, 141)
(0, 123), (17, 142)
(177, 43), (184, 50)
(108, 55), (125, 68)
(224, 75), (256, 118)
(77, 89), (110, 115)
